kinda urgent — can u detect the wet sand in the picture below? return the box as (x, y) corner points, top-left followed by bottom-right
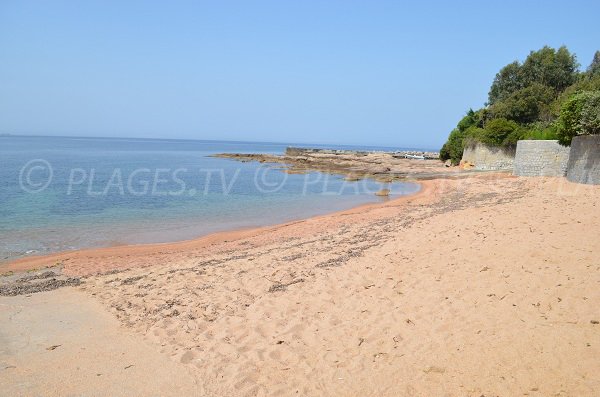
(2, 174), (600, 396)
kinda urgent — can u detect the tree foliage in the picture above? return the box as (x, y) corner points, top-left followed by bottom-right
(479, 118), (520, 146)
(439, 128), (465, 165)
(520, 46), (579, 93)
(588, 51), (600, 76)
(557, 91), (600, 145)
(440, 109), (484, 165)
(487, 46), (578, 105)
(489, 83), (554, 124)
(456, 109), (481, 132)
(488, 61), (522, 105)
(440, 46), (600, 163)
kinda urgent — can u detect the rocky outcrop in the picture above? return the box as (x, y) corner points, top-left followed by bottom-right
(285, 147), (439, 160)
(213, 148), (469, 182)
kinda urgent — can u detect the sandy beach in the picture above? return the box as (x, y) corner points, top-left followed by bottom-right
(2, 174), (600, 396)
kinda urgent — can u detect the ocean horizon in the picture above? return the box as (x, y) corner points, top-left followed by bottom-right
(0, 135), (421, 262)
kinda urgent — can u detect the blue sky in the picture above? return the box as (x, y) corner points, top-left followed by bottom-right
(1, 1), (599, 149)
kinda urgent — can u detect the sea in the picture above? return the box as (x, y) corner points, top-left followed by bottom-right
(0, 136), (422, 262)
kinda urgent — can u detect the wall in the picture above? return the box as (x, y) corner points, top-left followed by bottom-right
(512, 140), (570, 177)
(566, 135), (600, 185)
(461, 143), (515, 171)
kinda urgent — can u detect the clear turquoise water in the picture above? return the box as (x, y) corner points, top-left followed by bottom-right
(0, 136), (420, 261)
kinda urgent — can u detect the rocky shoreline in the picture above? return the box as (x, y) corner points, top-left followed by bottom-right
(213, 146), (471, 181)
(284, 147), (440, 159)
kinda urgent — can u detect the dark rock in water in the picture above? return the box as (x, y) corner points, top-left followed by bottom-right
(344, 175), (362, 182)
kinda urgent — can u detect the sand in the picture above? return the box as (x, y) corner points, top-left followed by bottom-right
(0, 288), (201, 396)
(2, 174), (600, 396)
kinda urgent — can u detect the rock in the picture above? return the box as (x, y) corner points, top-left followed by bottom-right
(283, 168), (307, 174)
(375, 189), (390, 197)
(460, 160), (475, 170)
(444, 159), (452, 167)
(375, 177), (393, 183)
(344, 176), (362, 182)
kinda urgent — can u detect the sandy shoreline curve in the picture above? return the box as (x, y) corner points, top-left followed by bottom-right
(2, 180), (434, 276)
(2, 173), (600, 396)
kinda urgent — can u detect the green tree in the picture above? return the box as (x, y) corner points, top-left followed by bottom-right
(439, 128), (465, 165)
(457, 109), (481, 131)
(587, 51), (600, 76)
(488, 61), (522, 105)
(520, 46), (579, 93)
(440, 47), (597, 158)
(551, 73), (600, 115)
(489, 83), (554, 124)
(557, 91), (600, 145)
(488, 46), (579, 106)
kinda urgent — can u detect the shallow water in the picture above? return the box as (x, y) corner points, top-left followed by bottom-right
(0, 136), (420, 261)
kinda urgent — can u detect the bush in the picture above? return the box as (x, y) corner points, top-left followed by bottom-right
(439, 110), (484, 165)
(552, 73), (600, 115)
(521, 123), (559, 140)
(439, 128), (465, 165)
(456, 109), (482, 132)
(479, 118), (519, 146)
(557, 91), (600, 145)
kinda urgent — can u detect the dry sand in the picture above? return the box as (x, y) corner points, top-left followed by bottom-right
(0, 288), (201, 396)
(2, 175), (600, 396)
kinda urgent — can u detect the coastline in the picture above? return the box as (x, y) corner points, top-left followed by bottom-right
(2, 174), (600, 395)
(1, 180), (430, 277)
(0, 144), (487, 276)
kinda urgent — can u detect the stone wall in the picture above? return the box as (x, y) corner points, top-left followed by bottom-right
(461, 143), (515, 171)
(512, 140), (570, 177)
(566, 135), (600, 185)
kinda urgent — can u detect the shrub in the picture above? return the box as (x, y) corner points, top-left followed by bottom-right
(479, 118), (519, 146)
(521, 123), (559, 140)
(503, 127), (527, 147)
(457, 109), (481, 132)
(552, 73), (600, 115)
(439, 110), (484, 165)
(557, 91), (600, 145)
(439, 128), (465, 165)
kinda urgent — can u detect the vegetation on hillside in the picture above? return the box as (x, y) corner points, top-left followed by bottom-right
(440, 47), (600, 164)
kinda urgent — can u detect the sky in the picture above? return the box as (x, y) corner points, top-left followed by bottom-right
(1, 1), (599, 150)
